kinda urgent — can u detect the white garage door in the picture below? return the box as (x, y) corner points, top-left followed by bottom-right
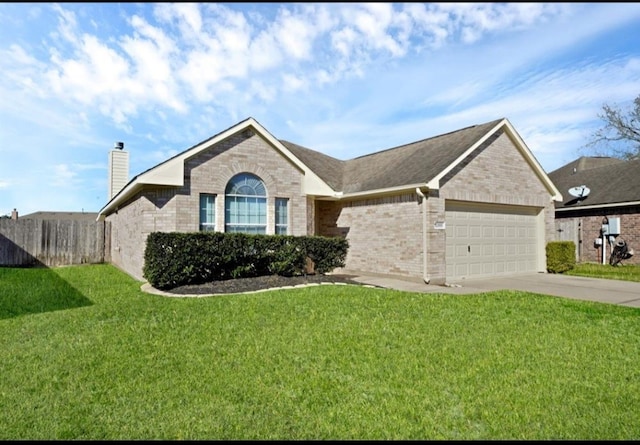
(445, 202), (540, 281)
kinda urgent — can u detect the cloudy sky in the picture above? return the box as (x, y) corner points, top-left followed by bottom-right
(1, 2), (639, 216)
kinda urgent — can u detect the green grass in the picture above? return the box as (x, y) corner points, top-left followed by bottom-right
(1, 264), (640, 440)
(566, 262), (640, 282)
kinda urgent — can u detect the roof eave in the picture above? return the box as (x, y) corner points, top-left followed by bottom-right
(336, 183), (429, 200)
(556, 200), (640, 212)
(426, 118), (563, 202)
(97, 117), (337, 219)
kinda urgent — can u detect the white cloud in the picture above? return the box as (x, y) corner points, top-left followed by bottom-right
(273, 8), (316, 60)
(52, 164), (77, 187)
(281, 73), (307, 93)
(2, 2), (640, 215)
(50, 3), (79, 45)
(154, 2), (203, 37)
(435, 2), (570, 43)
(2, 2), (582, 131)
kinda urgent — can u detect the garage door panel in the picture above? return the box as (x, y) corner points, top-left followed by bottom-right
(470, 262), (484, 275)
(446, 202), (540, 281)
(455, 226), (468, 237)
(455, 263), (468, 277)
(454, 245), (467, 257)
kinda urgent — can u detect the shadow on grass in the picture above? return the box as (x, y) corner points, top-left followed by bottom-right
(0, 266), (93, 320)
(1, 233), (94, 319)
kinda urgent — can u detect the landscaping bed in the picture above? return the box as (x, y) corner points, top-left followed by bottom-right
(167, 273), (367, 295)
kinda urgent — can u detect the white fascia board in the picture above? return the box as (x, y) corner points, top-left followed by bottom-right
(98, 118), (338, 219)
(501, 119), (563, 202)
(426, 119), (563, 202)
(426, 120), (505, 191)
(253, 121), (336, 197)
(98, 120), (257, 220)
(556, 201), (640, 212)
(337, 183), (429, 200)
(96, 181), (142, 220)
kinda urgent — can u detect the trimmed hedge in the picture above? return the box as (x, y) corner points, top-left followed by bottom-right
(546, 241), (576, 273)
(143, 232), (349, 290)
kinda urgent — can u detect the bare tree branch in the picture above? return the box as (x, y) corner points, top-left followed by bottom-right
(584, 94), (640, 160)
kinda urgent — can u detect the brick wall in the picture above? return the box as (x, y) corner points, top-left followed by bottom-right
(176, 130), (307, 235)
(316, 130), (557, 284)
(106, 190), (176, 281)
(556, 208), (640, 265)
(426, 191), (446, 283)
(317, 193), (424, 280)
(107, 130), (309, 281)
(107, 127), (560, 282)
(438, 130), (556, 280)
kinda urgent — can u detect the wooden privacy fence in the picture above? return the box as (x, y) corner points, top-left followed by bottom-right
(0, 219), (110, 267)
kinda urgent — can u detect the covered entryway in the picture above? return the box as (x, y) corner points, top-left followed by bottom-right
(445, 201), (542, 280)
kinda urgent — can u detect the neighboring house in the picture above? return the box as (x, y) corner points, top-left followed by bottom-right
(97, 117), (562, 284)
(548, 156), (640, 265)
(19, 211), (100, 221)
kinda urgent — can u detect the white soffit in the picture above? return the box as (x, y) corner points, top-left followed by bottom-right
(98, 117), (336, 219)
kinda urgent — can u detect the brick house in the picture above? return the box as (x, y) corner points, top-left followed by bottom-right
(97, 117), (561, 284)
(548, 156), (640, 265)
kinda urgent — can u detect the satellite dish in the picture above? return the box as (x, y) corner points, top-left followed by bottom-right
(568, 185), (590, 198)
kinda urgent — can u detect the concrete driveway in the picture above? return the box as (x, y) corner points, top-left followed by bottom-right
(350, 273), (640, 308)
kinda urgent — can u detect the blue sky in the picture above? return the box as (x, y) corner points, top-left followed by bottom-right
(1, 2), (640, 217)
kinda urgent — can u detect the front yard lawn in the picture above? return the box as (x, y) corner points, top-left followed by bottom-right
(566, 262), (640, 282)
(1, 264), (639, 440)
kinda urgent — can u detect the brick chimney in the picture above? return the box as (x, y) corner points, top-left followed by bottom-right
(108, 142), (129, 200)
(11, 208), (18, 220)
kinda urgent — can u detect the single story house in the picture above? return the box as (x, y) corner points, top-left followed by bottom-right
(548, 156), (640, 265)
(97, 117), (562, 284)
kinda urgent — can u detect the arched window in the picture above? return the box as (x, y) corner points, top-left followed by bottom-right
(225, 173), (267, 234)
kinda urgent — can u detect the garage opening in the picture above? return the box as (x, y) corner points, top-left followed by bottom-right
(445, 201), (542, 281)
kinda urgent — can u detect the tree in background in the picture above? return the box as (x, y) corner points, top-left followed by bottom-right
(585, 94), (640, 160)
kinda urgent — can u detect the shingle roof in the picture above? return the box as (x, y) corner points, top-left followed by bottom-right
(283, 118), (504, 194)
(100, 115), (555, 220)
(548, 156), (640, 209)
(279, 140), (345, 190)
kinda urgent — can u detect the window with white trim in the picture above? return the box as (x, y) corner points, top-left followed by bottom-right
(275, 198), (288, 235)
(199, 194), (216, 231)
(225, 173), (267, 234)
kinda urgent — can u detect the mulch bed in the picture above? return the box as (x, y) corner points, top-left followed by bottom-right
(166, 274), (368, 295)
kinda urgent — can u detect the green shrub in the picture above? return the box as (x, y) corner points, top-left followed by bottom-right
(143, 232), (349, 290)
(546, 241), (576, 273)
(302, 236), (349, 274)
